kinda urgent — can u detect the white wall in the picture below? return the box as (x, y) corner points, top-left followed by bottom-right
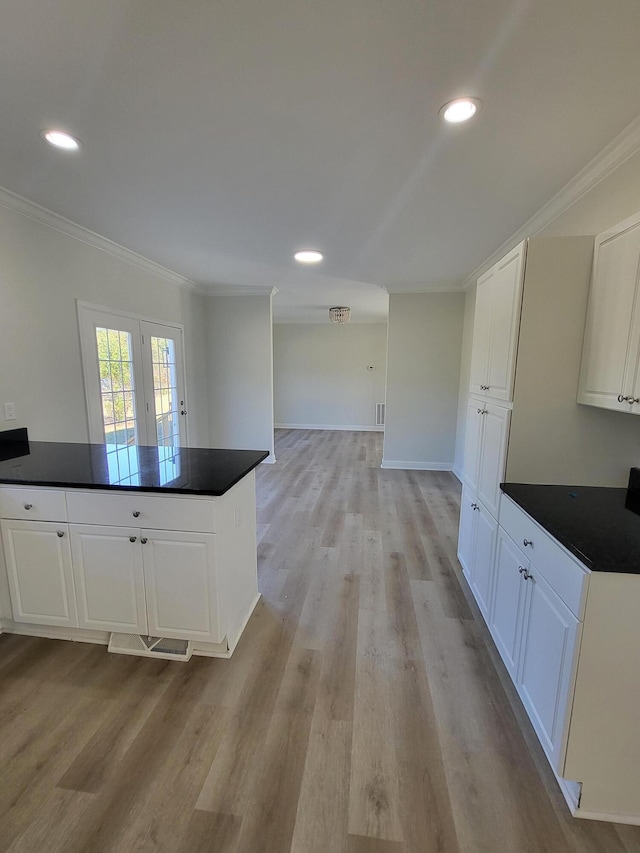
(453, 287), (476, 479)
(206, 293), (275, 461)
(383, 292), (465, 469)
(0, 198), (210, 446)
(273, 323), (387, 430)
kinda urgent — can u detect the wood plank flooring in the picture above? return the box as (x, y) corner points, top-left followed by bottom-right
(1, 428), (640, 852)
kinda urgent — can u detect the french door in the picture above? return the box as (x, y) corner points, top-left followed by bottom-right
(79, 306), (187, 454)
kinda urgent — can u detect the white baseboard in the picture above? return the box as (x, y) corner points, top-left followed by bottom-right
(275, 423), (384, 432)
(262, 454), (276, 464)
(380, 460), (453, 471)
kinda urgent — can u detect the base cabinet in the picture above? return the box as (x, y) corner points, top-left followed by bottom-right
(457, 487), (497, 622)
(70, 524), (147, 634)
(142, 530), (221, 643)
(490, 529), (528, 680)
(518, 569), (581, 773)
(1, 519), (78, 628)
(0, 476), (259, 656)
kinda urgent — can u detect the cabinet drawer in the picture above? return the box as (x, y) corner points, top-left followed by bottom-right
(0, 487), (67, 522)
(499, 495), (589, 619)
(66, 490), (216, 533)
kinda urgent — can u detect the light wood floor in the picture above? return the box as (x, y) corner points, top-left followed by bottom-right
(1, 429), (640, 852)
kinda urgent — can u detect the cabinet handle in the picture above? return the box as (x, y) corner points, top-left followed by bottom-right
(23, 503), (33, 510)
(518, 566), (525, 574)
(523, 539), (532, 547)
(523, 569), (533, 581)
(129, 536), (137, 543)
(630, 398), (640, 405)
(132, 510), (141, 518)
(477, 408), (483, 414)
(140, 537), (148, 544)
(618, 394), (629, 403)
(57, 530), (64, 538)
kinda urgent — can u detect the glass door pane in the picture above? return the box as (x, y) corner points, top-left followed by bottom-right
(96, 327), (139, 447)
(79, 307), (149, 447)
(141, 321), (187, 449)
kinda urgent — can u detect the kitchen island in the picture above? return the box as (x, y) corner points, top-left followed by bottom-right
(0, 430), (268, 661)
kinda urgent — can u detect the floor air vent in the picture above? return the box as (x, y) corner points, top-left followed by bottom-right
(108, 632), (193, 662)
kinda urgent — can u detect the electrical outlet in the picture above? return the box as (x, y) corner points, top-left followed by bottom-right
(4, 402), (16, 421)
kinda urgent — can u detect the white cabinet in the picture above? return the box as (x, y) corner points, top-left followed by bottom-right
(491, 525), (581, 772)
(456, 487), (497, 623)
(70, 524), (147, 634)
(469, 241), (525, 402)
(1, 519), (78, 628)
(0, 476), (259, 655)
(463, 401), (510, 518)
(490, 528), (528, 679)
(142, 529), (221, 643)
(578, 210), (640, 413)
(518, 568), (581, 773)
(492, 496), (587, 777)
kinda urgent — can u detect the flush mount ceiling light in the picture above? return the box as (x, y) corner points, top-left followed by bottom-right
(329, 306), (350, 324)
(41, 129), (81, 151)
(294, 249), (323, 264)
(439, 97), (481, 123)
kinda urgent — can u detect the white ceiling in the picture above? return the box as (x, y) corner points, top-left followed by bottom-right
(2, 0), (640, 322)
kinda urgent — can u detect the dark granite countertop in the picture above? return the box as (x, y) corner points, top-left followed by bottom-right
(0, 431), (268, 496)
(500, 483), (640, 573)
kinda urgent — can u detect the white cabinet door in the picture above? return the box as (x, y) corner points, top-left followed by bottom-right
(142, 530), (221, 643)
(70, 524), (147, 633)
(579, 212), (640, 412)
(462, 399), (483, 494)
(469, 242), (525, 402)
(1, 520), (78, 628)
(470, 503), (497, 621)
(490, 530), (528, 680)
(517, 568), (581, 773)
(486, 245), (525, 402)
(470, 270), (493, 397)
(457, 487), (475, 579)
(477, 403), (510, 518)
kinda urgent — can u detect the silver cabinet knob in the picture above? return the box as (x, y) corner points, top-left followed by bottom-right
(140, 537), (148, 544)
(523, 569), (533, 581)
(57, 530), (64, 538)
(24, 503), (33, 510)
(523, 539), (532, 547)
(132, 510), (141, 518)
(477, 408), (483, 414)
(630, 397), (640, 405)
(618, 394), (631, 403)
(129, 536), (137, 543)
(518, 566), (525, 574)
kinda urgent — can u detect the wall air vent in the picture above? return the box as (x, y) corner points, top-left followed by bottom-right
(375, 402), (386, 427)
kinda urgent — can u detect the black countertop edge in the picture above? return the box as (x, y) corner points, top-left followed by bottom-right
(500, 482), (640, 574)
(0, 441), (269, 497)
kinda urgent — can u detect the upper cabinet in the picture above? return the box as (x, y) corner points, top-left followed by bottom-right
(578, 210), (640, 414)
(470, 241), (526, 402)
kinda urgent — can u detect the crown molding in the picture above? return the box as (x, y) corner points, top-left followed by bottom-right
(462, 113), (640, 289)
(0, 184), (206, 293)
(204, 284), (280, 297)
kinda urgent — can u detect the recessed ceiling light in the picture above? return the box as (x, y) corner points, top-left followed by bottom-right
(294, 250), (323, 264)
(41, 129), (81, 151)
(439, 98), (481, 124)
